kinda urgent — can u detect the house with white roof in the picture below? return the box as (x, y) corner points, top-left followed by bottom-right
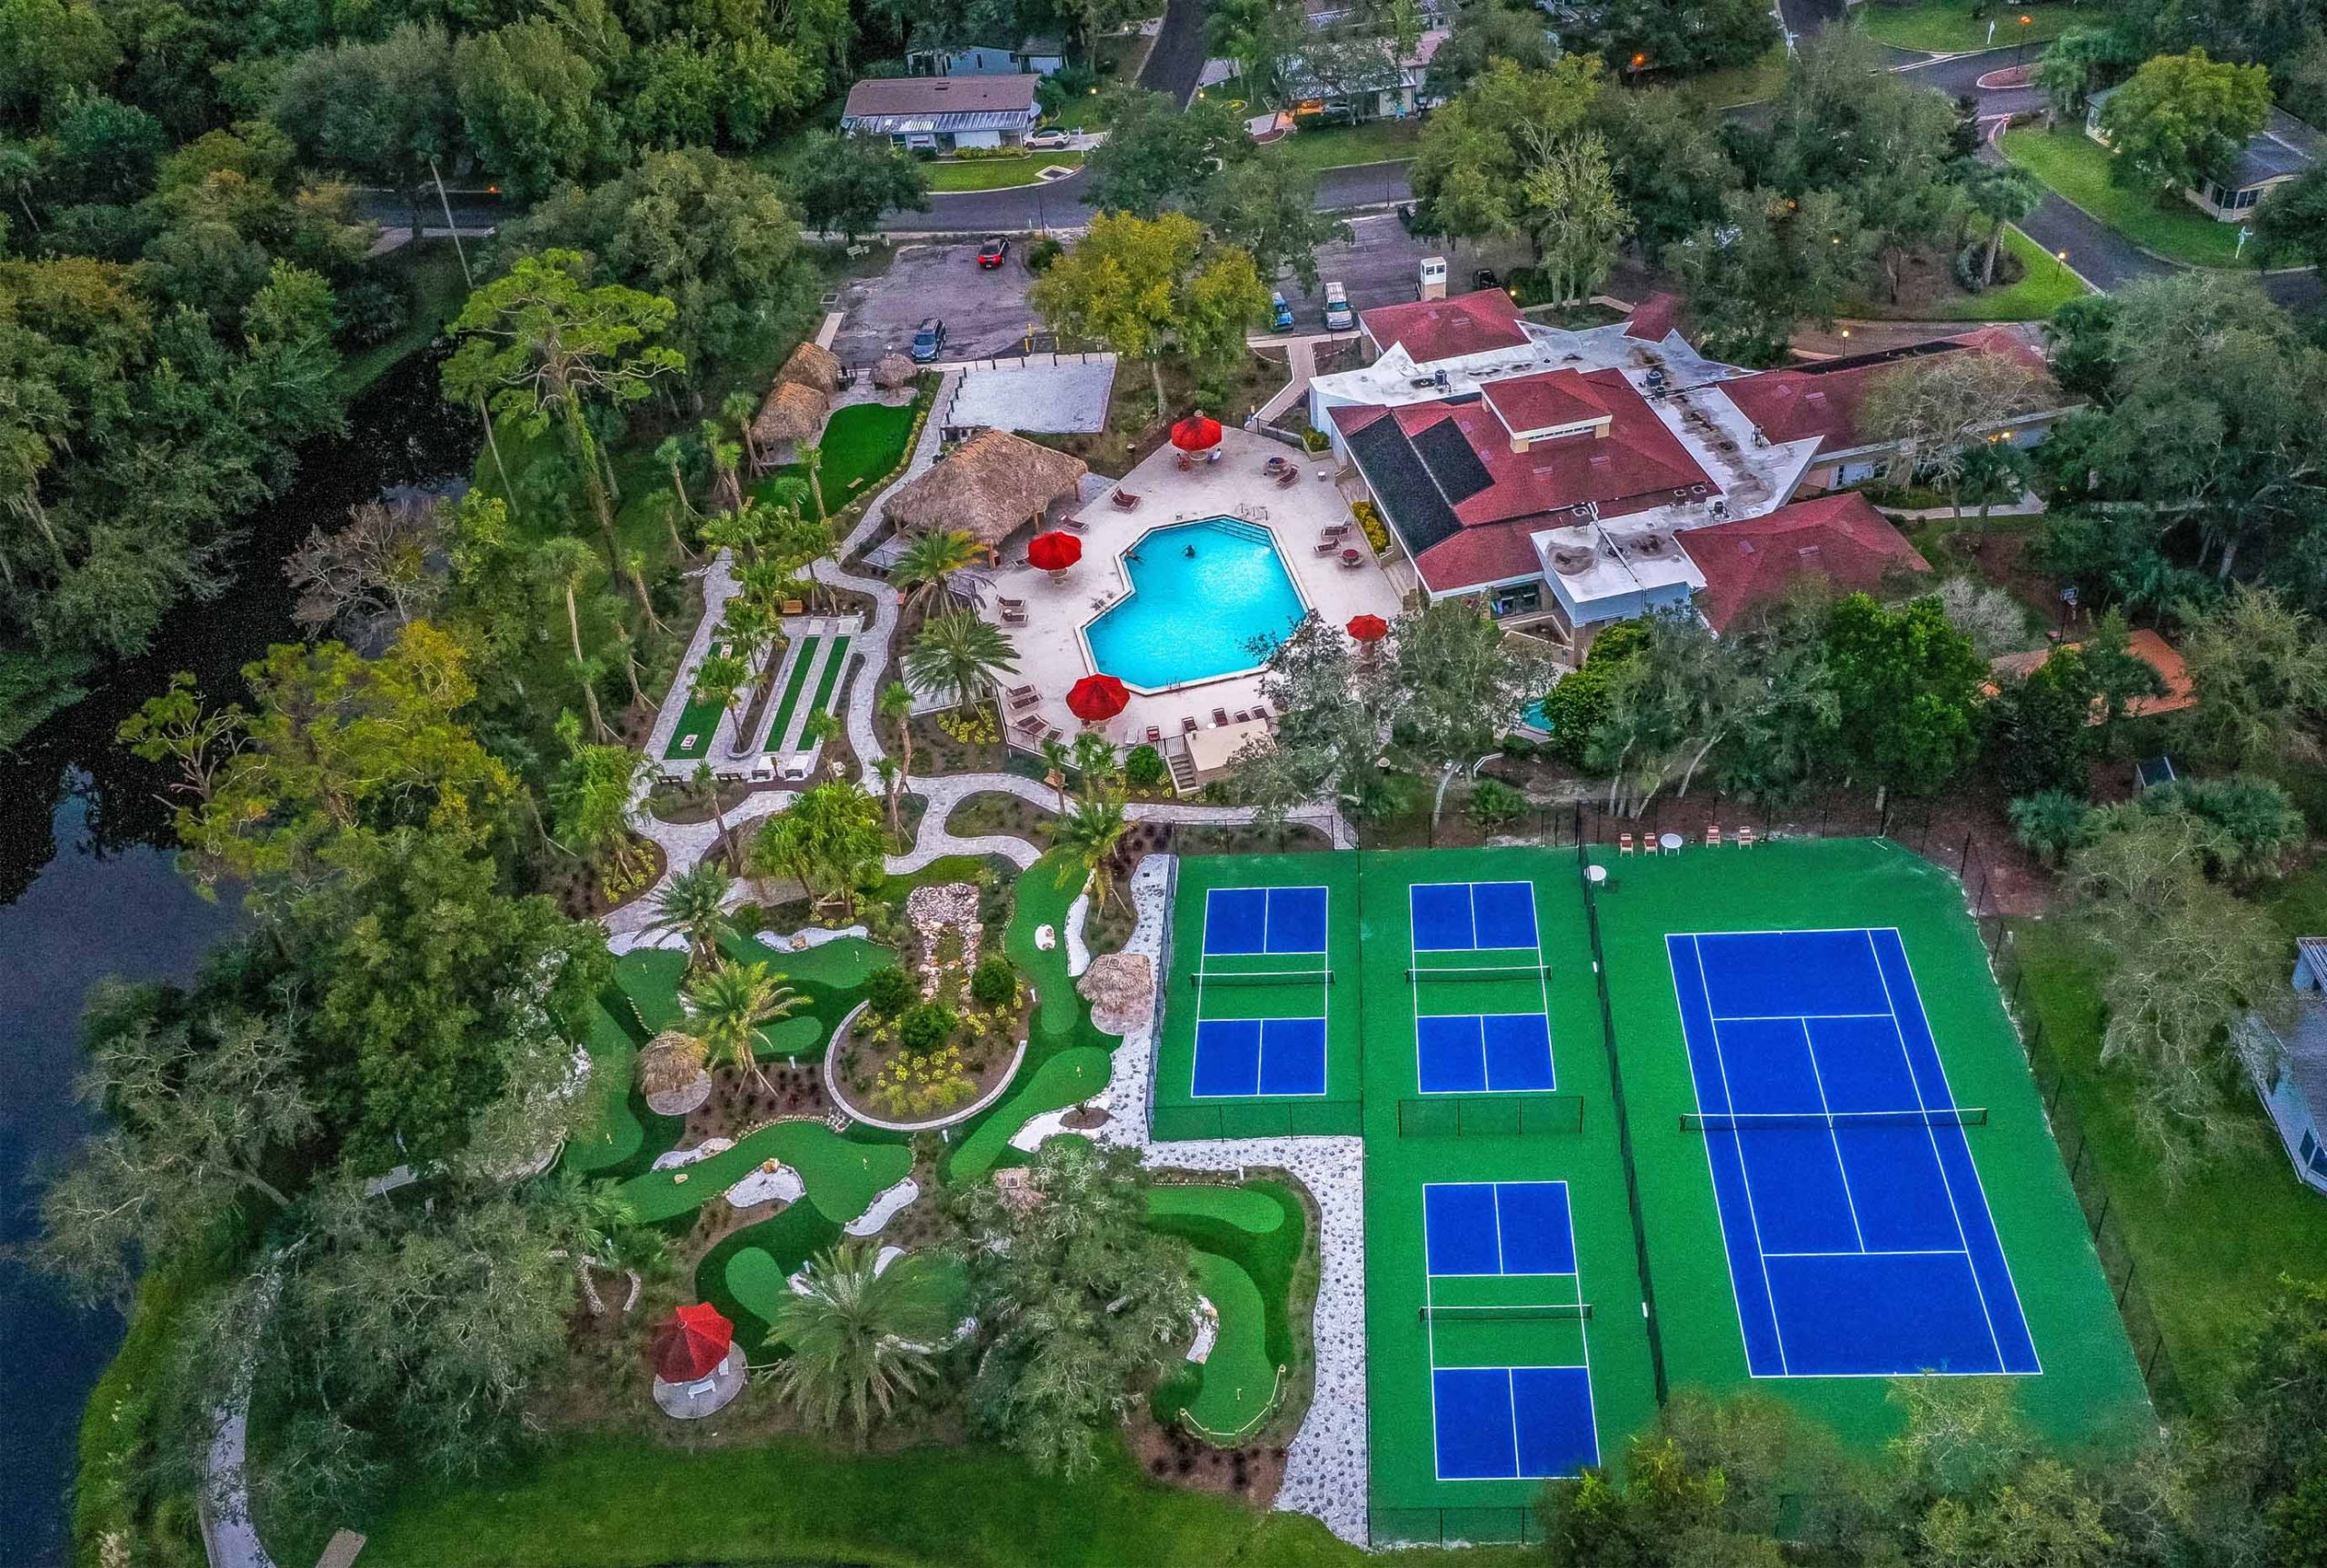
(840, 75), (1042, 151)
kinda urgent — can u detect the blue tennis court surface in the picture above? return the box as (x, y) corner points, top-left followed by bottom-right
(1417, 1013), (1554, 1094)
(1412, 881), (1539, 952)
(1204, 885), (1327, 955)
(1193, 1017), (1328, 1097)
(1433, 1366), (1597, 1480)
(1425, 1183), (1576, 1276)
(1667, 927), (2040, 1378)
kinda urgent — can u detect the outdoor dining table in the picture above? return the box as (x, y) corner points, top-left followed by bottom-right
(1658, 832), (1684, 854)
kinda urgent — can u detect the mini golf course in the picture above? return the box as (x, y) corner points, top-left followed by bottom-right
(1145, 1182), (1309, 1442)
(618, 1118), (912, 1226)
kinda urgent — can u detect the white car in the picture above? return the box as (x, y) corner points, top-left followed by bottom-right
(1323, 282), (1353, 331)
(1027, 129), (1073, 150)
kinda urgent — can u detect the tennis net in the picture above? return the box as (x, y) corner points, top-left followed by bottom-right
(1397, 1093), (1584, 1137)
(1189, 968), (1333, 992)
(1680, 1106), (1989, 1133)
(1418, 1302), (1592, 1323)
(1406, 963), (1550, 985)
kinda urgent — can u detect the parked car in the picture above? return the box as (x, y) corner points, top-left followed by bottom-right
(977, 236), (1010, 268)
(1473, 268), (1500, 292)
(1026, 129), (1073, 150)
(910, 318), (946, 363)
(1270, 292), (1294, 332)
(1323, 282), (1353, 331)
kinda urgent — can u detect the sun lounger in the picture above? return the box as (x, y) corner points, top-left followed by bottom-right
(1064, 514), (1089, 531)
(1006, 684), (1041, 709)
(1274, 468), (1299, 488)
(1213, 707), (1231, 726)
(998, 597), (1027, 612)
(1182, 716), (1199, 734)
(1145, 726), (1162, 744)
(1001, 608), (1027, 626)
(1014, 714), (1047, 740)
(1111, 491), (1141, 511)
(1313, 539), (1338, 556)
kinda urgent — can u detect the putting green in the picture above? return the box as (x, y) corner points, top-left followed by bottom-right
(619, 1120), (911, 1225)
(614, 950), (687, 1033)
(561, 1003), (648, 1175)
(944, 1046), (1112, 1182)
(1147, 1183), (1286, 1236)
(725, 1244), (794, 1325)
(1180, 1250), (1280, 1442)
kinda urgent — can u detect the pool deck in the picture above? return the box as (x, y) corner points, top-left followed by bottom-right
(979, 426), (1401, 756)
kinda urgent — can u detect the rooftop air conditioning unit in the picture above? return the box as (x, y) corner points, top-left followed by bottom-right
(1632, 532), (1673, 558)
(1550, 546), (1595, 575)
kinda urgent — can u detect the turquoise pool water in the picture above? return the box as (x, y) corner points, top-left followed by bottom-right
(1084, 518), (1307, 689)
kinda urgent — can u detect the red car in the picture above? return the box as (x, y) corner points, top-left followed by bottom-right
(977, 236), (1010, 269)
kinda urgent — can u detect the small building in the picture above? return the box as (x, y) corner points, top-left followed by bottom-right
(881, 428), (1088, 556)
(2247, 939), (2327, 1195)
(1683, 493), (1932, 633)
(2085, 88), (2313, 220)
(840, 75), (1042, 151)
(905, 38), (1067, 77)
(1281, 30), (1446, 124)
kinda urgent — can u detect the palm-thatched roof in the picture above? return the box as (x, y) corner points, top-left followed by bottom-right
(1077, 952), (1154, 1038)
(777, 340), (843, 396)
(873, 353), (916, 391)
(884, 429), (1088, 548)
(751, 379), (827, 452)
(639, 1032), (713, 1116)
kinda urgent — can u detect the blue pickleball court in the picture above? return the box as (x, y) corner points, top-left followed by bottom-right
(1410, 881), (1540, 953)
(1203, 885), (1328, 956)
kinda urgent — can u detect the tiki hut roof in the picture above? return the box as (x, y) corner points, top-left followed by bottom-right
(873, 353), (917, 391)
(777, 340), (843, 396)
(883, 429), (1088, 548)
(1077, 952), (1154, 1038)
(752, 379), (827, 450)
(639, 1032), (713, 1116)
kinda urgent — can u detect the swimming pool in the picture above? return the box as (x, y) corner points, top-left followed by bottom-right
(1083, 518), (1308, 690)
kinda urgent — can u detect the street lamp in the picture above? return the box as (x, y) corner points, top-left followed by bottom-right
(2055, 247), (2069, 281)
(2016, 14), (2032, 65)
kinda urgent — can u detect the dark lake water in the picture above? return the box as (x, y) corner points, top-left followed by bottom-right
(0, 345), (471, 1566)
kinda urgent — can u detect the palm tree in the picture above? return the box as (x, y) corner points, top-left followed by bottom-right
(690, 761), (739, 870)
(702, 419), (745, 514)
(1069, 730), (1119, 801)
(693, 650), (750, 762)
(1038, 734), (1073, 812)
(684, 958), (800, 1094)
(1054, 793), (1131, 907)
(1964, 164), (2044, 288)
(644, 863), (734, 974)
(877, 680), (916, 778)
(904, 610), (1020, 714)
(722, 389), (763, 474)
(652, 435), (700, 563)
(894, 529), (983, 612)
(538, 536), (611, 741)
(764, 1240), (947, 1446)
(799, 441), (827, 520)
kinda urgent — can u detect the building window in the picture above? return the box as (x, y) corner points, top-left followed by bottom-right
(2233, 185), (2260, 209)
(1491, 584), (1542, 618)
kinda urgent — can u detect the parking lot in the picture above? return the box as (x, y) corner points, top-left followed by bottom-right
(1273, 214), (1533, 332)
(829, 241), (1043, 366)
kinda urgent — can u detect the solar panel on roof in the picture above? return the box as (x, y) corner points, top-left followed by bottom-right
(1412, 420), (1493, 504)
(1347, 417), (1463, 556)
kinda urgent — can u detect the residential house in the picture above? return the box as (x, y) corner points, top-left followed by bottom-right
(840, 75), (1042, 151)
(1283, 30), (1447, 122)
(905, 38), (1067, 77)
(2085, 87), (2314, 220)
(1685, 493), (1932, 633)
(2247, 938), (2327, 1195)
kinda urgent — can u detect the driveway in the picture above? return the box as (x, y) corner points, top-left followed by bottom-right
(829, 243), (1042, 364)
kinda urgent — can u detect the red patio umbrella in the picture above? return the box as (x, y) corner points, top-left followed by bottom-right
(1346, 614), (1389, 643)
(1026, 531), (1083, 574)
(1065, 674), (1131, 724)
(650, 1302), (734, 1383)
(1170, 412), (1223, 453)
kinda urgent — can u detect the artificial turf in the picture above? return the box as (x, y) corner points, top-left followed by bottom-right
(762, 634), (824, 756)
(757, 400), (920, 514)
(618, 1119), (912, 1225)
(1146, 1180), (1312, 1440)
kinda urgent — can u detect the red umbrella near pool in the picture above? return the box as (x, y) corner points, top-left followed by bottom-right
(1170, 412), (1223, 452)
(1346, 614), (1389, 643)
(1026, 531), (1082, 577)
(1065, 674), (1130, 725)
(651, 1302), (734, 1383)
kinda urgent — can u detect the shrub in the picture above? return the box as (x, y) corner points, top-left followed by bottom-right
(863, 964), (916, 1018)
(1470, 776), (1527, 833)
(971, 954), (1019, 1009)
(2009, 790), (2094, 864)
(1124, 744), (1165, 786)
(873, 1043), (975, 1117)
(1024, 235), (1064, 272)
(899, 1001), (958, 1054)
(1350, 497), (1390, 553)
(1299, 425), (1331, 454)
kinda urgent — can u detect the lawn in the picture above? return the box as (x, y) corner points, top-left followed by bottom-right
(1268, 117), (1424, 175)
(1851, 225), (2090, 322)
(2001, 125), (2252, 268)
(1852, 0), (2076, 55)
(925, 152), (1084, 192)
(345, 1431), (1543, 1568)
(1673, 44), (1791, 109)
(2004, 915), (2327, 1413)
(756, 396), (923, 515)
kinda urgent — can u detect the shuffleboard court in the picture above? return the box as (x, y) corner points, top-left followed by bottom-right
(1667, 926), (2040, 1378)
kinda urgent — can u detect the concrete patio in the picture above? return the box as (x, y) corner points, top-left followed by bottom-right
(976, 427), (1403, 766)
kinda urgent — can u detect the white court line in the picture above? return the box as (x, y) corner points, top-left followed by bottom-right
(1715, 1012), (1896, 1022)
(1690, 934), (1792, 1375)
(1871, 927), (2042, 1375)
(1864, 929), (2008, 1373)
(1797, 1018), (1869, 1253)
(1763, 1247), (1972, 1259)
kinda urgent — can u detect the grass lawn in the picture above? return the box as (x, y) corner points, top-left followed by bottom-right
(1268, 117), (1424, 175)
(1852, 0), (2076, 55)
(1851, 225), (2091, 321)
(335, 242), (470, 397)
(1046, 94), (1108, 132)
(926, 152), (1084, 192)
(2005, 915), (2327, 1413)
(346, 1431), (1543, 1568)
(1673, 44), (1791, 109)
(757, 397), (922, 515)
(2001, 125), (2252, 268)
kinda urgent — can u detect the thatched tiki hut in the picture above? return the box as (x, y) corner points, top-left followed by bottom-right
(872, 353), (916, 392)
(883, 429), (1088, 560)
(637, 1031), (713, 1116)
(747, 341), (844, 473)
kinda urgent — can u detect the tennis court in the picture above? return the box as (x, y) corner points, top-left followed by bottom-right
(1409, 881), (1556, 1094)
(1667, 927), (2039, 1378)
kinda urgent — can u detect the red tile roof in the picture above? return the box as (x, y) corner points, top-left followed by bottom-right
(1483, 369), (1608, 434)
(1333, 367), (1717, 595)
(1623, 292), (1680, 342)
(1718, 328), (2052, 453)
(1683, 493), (1931, 631)
(1987, 628), (2194, 718)
(1359, 289), (1529, 365)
